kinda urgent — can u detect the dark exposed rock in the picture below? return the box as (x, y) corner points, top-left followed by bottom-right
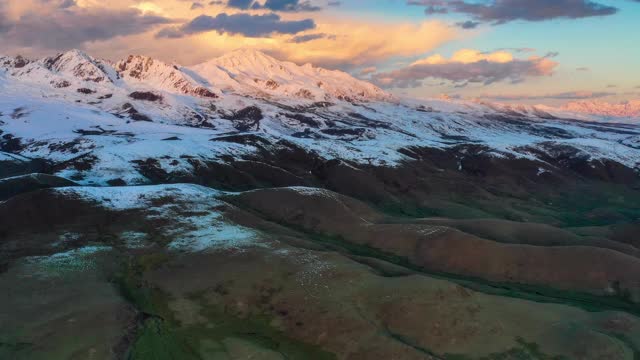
(128, 91), (163, 102)
(225, 106), (263, 121)
(0, 134), (25, 153)
(10, 107), (28, 119)
(121, 103), (152, 122)
(0, 153), (51, 178)
(320, 127), (366, 137)
(131, 158), (169, 183)
(14, 56), (29, 68)
(71, 155), (98, 172)
(45, 139), (94, 154)
(191, 87), (218, 98)
(416, 105), (435, 112)
(222, 106), (263, 131)
(295, 89), (313, 99)
(282, 113), (321, 127)
(77, 88), (96, 94)
(0, 174), (76, 201)
(265, 79), (279, 90)
(106, 178), (127, 186)
(51, 80), (71, 88)
(310, 101), (333, 108)
(74, 127), (116, 136)
(211, 134), (272, 150)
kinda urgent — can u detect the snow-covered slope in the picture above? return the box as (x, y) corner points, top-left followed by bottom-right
(116, 55), (219, 98)
(0, 49), (639, 186)
(563, 99), (640, 120)
(190, 49), (393, 102)
(1, 50), (117, 88)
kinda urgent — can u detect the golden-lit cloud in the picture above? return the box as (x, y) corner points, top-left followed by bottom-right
(412, 49), (514, 66)
(0, 0), (458, 69)
(372, 49), (558, 88)
(271, 19), (458, 68)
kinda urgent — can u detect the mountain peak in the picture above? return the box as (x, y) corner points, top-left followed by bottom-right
(190, 48), (393, 102)
(212, 48), (287, 74)
(116, 54), (218, 98)
(221, 48), (277, 61)
(62, 48), (91, 59)
(42, 49), (115, 83)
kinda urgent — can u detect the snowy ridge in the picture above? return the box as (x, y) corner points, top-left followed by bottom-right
(42, 49), (118, 84)
(563, 99), (640, 119)
(191, 49), (393, 102)
(0, 49), (639, 186)
(116, 55), (219, 98)
(1, 50), (117, 91)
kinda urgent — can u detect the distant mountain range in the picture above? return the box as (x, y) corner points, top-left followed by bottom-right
(0, 48), (639, 186)
(563, 99), (640, 119)
(1, 48), (391, 103)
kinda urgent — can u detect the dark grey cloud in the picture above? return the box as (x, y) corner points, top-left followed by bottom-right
(0, 7), (173, 49)
(58, 0), (77, 9)
(456, 20), (480, 28)
(408, 0), (618, 24)
(227, 0), (322, 12)
(191, 2), (205, 9)
(289, 33), (336, 43)
(254, 0), (322, 11)
(157, 13), (315, 38)
(227, 0), (254, 8)
(372, 55), (557, 88)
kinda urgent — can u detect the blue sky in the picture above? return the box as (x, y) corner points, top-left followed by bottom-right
(330, 0), (639, 103)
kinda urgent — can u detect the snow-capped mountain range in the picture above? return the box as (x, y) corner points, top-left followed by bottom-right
(1, 49), (391, 103)
(563, 99), (640, 119)
(1, 49), (639, 185)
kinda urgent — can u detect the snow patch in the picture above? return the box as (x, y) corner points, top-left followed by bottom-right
(22, 246), (112, 278)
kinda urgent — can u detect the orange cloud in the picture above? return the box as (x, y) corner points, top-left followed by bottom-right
(373, 49), (558, 88)
(1, 0), (458, 69)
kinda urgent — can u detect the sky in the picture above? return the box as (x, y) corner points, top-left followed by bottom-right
(0, 0), (638, 105)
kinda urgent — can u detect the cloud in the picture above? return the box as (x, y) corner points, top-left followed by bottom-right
(456, 20), (480, 29)
(226, 0), (322, 12)
(576, 67), (590, 71)
(271, 19), (458, 68)
(2, 1), (456, 70)
(482, 91), (616, 101)
(0, 5), (173, 49)
(157, 12), (315, 38)
(152, 17), (456, 69)
(372, 49), (558, 88)
(359, 66), (377, 76)
(408, 0), (618, 24)
(226, 0), (254, 8)
(254, 0), (322, 12)
(289, 32), (336, 43)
